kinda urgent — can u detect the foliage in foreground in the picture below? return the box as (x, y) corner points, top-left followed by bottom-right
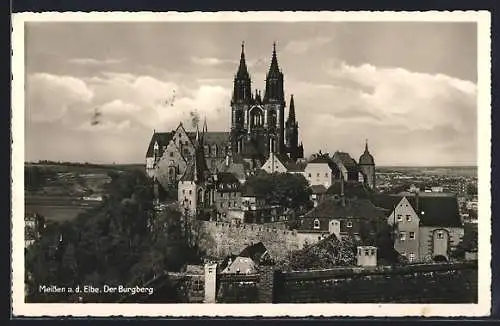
(25, 170), (205, 303)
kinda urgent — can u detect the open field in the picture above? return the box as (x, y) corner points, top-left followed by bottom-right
(377, 166), (477, 178)
(24, 162), (134, 222)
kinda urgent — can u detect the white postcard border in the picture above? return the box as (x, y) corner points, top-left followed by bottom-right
(11, 10), (492, 317)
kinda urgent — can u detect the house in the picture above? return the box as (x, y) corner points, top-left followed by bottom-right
(332, 151), (360, 182)
(146, 121), (231, 185)
(373, 192), (464, 262)
(221, 242), (270, 274)
(296, 196), (386, 249)
(310, 184), (328, 207)
(25, 212), (45, 248)
(239, 184), (282, 223)
(303, 155), (340, 188)
(213, 155), (251, 185)
(239, 242), (270, 264)
(261, 152), (305, 175)
(212, 172), (241, 217)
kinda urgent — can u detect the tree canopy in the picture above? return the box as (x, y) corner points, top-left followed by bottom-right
(25, 169), (204, 303)
(244, 172), (312, 210)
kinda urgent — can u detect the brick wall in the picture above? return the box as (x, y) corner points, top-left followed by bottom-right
(216, 261), (478, 304)
(198, 221), (300, 260)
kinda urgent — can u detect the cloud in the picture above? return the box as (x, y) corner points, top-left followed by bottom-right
(68, 57), (125, 65)
(191, 56), (237, 66)
(288, 61), (477, 165)
(284, 37), (333, 54)
(26, 73), (94, 122)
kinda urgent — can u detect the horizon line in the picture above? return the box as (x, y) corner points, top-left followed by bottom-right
(24, 160), (478, 168)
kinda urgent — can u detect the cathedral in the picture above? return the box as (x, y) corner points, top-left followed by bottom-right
(230, 42), (304, 163)
(145, 43), (305, 184)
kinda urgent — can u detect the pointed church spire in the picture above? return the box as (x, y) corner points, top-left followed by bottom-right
(288, 94), (296, 122)
(196, 123), (200, 144)
(365, 138), (369, 152)
(236, 41), (250, 79)
(203, 116), (208, 134)
(267, 41), (280, 78)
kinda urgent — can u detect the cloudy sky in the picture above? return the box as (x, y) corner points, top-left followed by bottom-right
(24, 21), (477, 166)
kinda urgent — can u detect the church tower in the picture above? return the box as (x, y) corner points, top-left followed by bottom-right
(285, 94), (303, 161)
(229, 42), (302, 164)
(230, 42), (252, 157)
(262, 42), (285, 155)
(358, 139), (376, 190)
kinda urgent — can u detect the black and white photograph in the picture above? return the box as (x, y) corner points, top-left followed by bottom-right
(11, 11), (491, 317)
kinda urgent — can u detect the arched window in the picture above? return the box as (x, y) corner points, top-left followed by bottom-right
(235, 110), (244, 127)
(197, 189), (204, 205)
(313, 218), (320, 229)
(249, 107), (264, 130)
(268, 109), (277, 129)
(168, 166), (176, 182)
(237, 138), (243, 153)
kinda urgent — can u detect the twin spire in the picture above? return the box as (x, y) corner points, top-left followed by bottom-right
(236, 41), (250, 80)
(235, 41), (281, 80)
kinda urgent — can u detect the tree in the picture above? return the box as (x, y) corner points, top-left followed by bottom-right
(25, 169), (204, 303)
(245, 172), (312, 210)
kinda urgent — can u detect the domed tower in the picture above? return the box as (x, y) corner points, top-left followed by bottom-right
(358, 139), (376, 190)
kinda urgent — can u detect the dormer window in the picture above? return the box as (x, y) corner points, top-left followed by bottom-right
(346, 221), (353, 228)
(313, 219), (320, 229)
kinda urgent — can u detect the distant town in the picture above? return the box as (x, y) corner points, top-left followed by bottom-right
(24, 43), (478, 304)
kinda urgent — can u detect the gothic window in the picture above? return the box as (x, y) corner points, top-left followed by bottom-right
(197, 189), (204, 205)
(235, 110), (244, 127)
(168, 167), (176, 182)
(268, 109), (277, 129)
(237, 138), (243, 153)
(204, 190), (210, 206)
(249, 107), (264, 129)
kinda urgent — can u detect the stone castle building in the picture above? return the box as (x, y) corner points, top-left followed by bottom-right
(145, 43), (376, 193)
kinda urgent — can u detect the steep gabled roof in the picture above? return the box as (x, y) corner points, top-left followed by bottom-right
(333, 151), (359, 172)
(304, 197), (385, 220)
(187, 131), (230, 147)
(307, 155), (340, 173)
(239, 242), (268, 263)
(145, 132), (173, 157)
(372, 193), (462, 228)
(215, 172), (241, 192)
